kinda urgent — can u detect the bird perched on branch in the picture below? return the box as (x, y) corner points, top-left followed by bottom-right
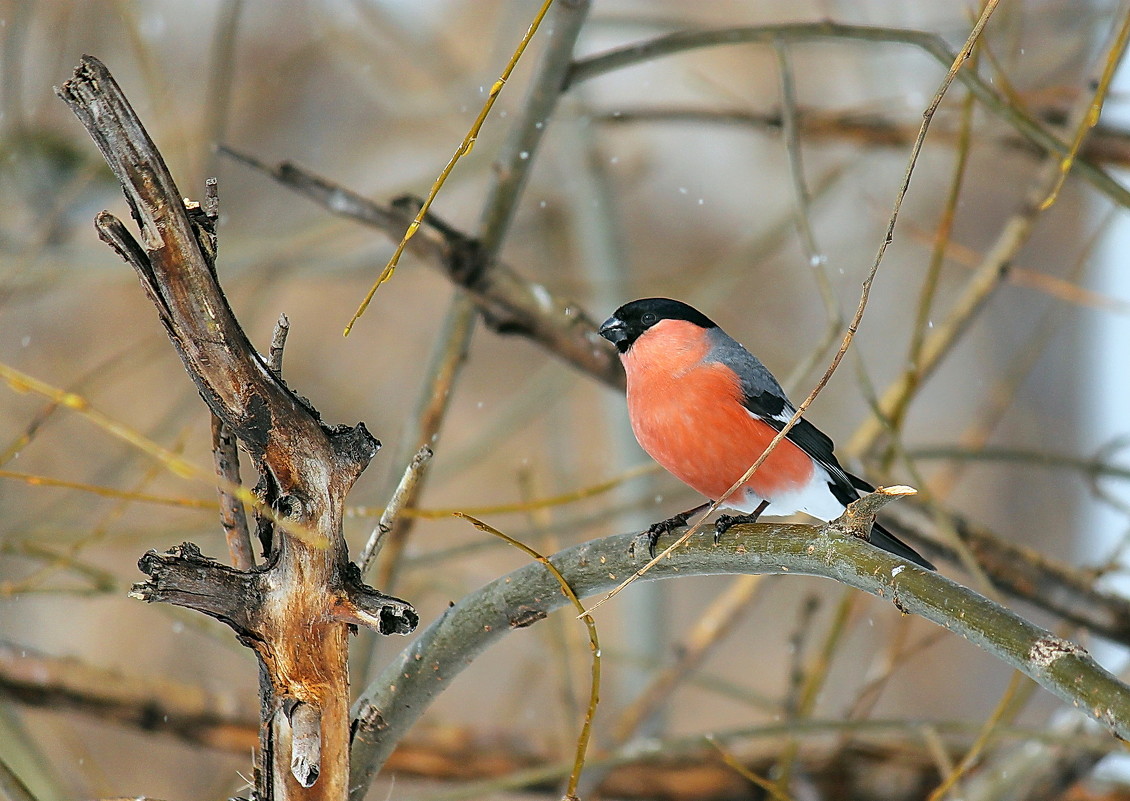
(598, 297), (934, 570)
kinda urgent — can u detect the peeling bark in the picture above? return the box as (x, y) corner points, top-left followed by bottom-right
(58, 56), (418, 800)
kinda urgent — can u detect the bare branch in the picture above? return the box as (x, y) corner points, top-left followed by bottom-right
(220, 149), (624, 390)
(267, 312), (290, 376)
(211, 415), (255, 570)
(359, 445), (432, 577)
(129, 543), (258, 632)
(349, 524), (1130, 796)
(58, 55), (417, 799)
(832, 485), (917, 537)
(566, 21), (1130, 208)
(290, 702), (322, 788)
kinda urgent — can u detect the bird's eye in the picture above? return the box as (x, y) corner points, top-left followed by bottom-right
(641, 312), (657, 326)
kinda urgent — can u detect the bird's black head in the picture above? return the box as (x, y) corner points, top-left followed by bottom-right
(598, 298), (718, 353)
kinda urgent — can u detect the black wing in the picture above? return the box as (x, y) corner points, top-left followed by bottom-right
(742, 389), (860, 508)
(705, 329), (861, 508)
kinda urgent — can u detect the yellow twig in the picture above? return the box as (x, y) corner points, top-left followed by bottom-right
(343, 0), (556, 335)
(348, 463), (658, 519)
(707, 736), (794, 801)
(1039, 6), (1130, 210)
(455, 513), (599, 800)
(0, 362), (325, 547)
(926, 671), (1027, 800)
(0, 469), (217, 510)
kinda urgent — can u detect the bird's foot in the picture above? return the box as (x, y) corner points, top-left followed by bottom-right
(632, 513), (691, 560)
(630, 503), (710, 559)
(713, 513), (760, 544)
(713, 500), (770, 544)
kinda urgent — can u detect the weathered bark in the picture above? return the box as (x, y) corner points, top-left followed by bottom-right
(57, 56), (417, 800)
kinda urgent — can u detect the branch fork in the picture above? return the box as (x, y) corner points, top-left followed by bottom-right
(827, 484), (917, 541)
(59, 55), (417, 799)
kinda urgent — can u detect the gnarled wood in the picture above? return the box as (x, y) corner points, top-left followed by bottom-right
(58, 56), (417, 801)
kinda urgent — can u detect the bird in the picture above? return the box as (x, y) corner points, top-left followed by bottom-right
(597, 297), (934, 570)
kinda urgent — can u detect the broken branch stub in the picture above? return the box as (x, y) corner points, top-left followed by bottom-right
(58, 55), (417, 800)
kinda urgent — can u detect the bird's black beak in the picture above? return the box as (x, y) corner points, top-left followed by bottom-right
(598, 316), (631, 352)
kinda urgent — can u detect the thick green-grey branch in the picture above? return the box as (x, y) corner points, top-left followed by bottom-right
(349, 522), (1130, 797)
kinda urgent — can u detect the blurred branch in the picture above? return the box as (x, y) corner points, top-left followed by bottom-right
(881, 503), (1130, 643)
(566, 21), (1130, 208)
(2, 632), (1119, 801)
(907, 444), (1130, 483)
(845, 145), (1085, 461)
(0, 754), (37, 801)
(202, 0), (244, 178)
(368, 297), (471, 593)
(477, 0), (591, 255)
(357, 0), (593, 684)
(886, 72), (977, 467)
(596, 106), (1130, 171)
(845, 18), (1129, 461)
(349, 523), (1130, 796)
(610, 574), (765, 743)
(0, 639), (257, 752)
(221, 147), (624, 389)
(772, 41), (839, 327)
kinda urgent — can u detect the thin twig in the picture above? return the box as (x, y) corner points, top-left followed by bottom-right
(847, 12), (1130, 457)
(1038, 5), (1130, 210)
(344, 0), (558, 334)
(267, 313), (289, 375)
(359, 445), (432, 577)
(455, 513), (600, 801)
(566, 20), (1130, 208)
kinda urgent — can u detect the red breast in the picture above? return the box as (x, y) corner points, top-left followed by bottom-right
(621, 319), (815, 503)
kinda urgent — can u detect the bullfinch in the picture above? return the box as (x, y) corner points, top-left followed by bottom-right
(598, 297), (934, 570)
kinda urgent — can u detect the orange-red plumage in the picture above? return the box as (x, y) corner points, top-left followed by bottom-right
(598, 297), (935, 570)
(622, 319), (814, 504)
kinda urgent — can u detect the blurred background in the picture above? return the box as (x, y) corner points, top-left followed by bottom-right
(2, 1), (1130, 799)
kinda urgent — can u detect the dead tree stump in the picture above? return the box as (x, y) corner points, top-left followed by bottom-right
(57, 56), (417, 800)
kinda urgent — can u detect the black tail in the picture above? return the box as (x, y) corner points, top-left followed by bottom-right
(868, 521), (935, 570)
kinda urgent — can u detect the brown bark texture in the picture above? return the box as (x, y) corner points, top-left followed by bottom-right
(56, 55), (418, 801)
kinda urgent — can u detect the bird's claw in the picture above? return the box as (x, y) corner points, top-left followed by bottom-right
(631, 512), (692, 559)
(713, 512), (761, 545)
